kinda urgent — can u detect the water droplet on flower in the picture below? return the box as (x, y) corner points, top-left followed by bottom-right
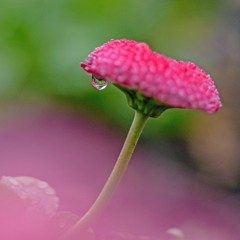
(91, 75), (108, 90)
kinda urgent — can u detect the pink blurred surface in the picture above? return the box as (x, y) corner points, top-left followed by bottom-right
(0, 107), (239, 239)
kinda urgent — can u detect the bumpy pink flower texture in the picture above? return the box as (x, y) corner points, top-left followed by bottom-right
(0, 176), (59, 239)
(81, 39), (222, 113)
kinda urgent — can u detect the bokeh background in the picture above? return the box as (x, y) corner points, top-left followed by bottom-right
(0, 0), (240, 239)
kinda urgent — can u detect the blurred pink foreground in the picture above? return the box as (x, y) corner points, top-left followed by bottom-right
(0, 107), (239, 239)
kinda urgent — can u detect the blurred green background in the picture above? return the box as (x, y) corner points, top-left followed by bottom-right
(1, 0), (240, 188)
(0, 0), (220, 133)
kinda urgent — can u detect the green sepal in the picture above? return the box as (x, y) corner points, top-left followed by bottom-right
(115, 85), (170, 118)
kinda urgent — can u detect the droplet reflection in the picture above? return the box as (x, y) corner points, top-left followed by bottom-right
(91, 75), (108, 90)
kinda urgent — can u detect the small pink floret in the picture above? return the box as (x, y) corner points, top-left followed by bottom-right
(0, 176), (59, 238)
(1, 176), (59, 218)
(80, 39), (222, 113)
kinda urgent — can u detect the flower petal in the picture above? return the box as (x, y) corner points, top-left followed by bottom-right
(81, 39), (222, 113)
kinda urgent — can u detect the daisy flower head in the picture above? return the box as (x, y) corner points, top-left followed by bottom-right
(81, 39), (222, 117)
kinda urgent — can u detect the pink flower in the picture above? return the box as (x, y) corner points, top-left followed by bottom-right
(0, 176), (59, 239)
(80, 39), (222, 114)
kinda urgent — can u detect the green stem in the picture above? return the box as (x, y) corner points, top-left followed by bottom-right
(61, 111), (148, 239)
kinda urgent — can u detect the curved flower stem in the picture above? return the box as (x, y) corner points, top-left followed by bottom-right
(61, 111), (148, 239)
